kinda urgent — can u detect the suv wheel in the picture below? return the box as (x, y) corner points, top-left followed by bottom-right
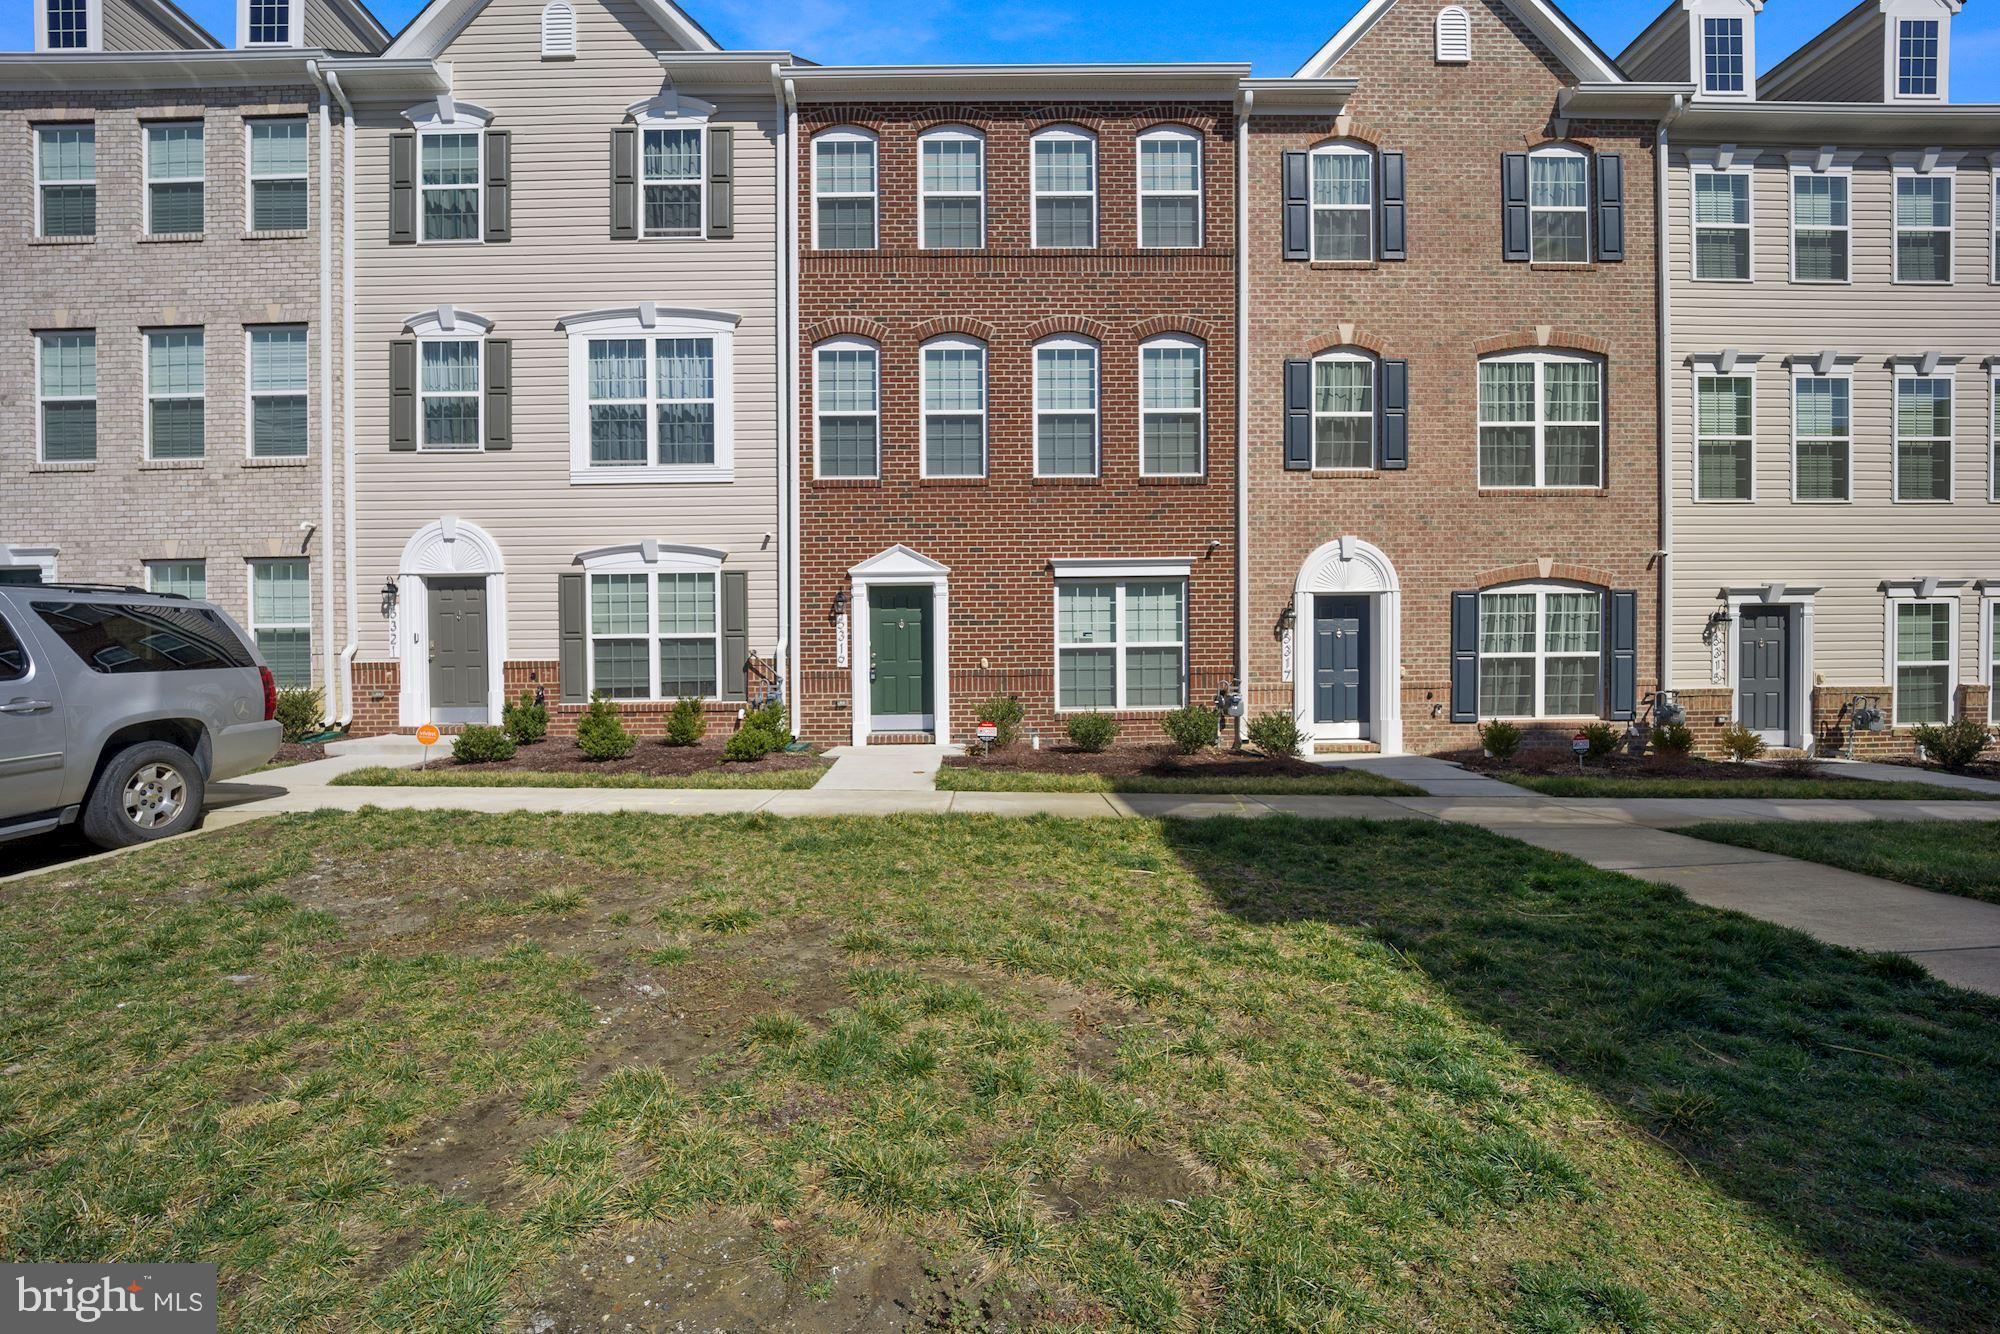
(81, 741), (206, 849)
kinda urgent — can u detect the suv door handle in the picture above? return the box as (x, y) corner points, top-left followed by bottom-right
(0, 700), (54, 714)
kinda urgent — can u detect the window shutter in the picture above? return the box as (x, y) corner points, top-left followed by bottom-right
(1595, 152), (1624, 262)
(721, 570), (749, 701)
(1379, 358), (1409, 470)
(1450, 591), (1480, 723)
(389, 339), (417, 450)
(1501, 151), (1529, 262)
(559, 572), (587, 704)
(1379, 150), (1407, 260)
(707, 125), (734, 239)
(1283, 358), (1312, 469)
(483, 339), (511, 450)
(1608, 589), (1637, 721)
(1282, 149), (1310, 261)
(610, 126), (637, 241)
(483, 129), (511, 243)
(390, 131), (416, 245)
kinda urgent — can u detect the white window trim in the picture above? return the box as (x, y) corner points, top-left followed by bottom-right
(1528, 143), (1593, 264)
(1030, 125), (1097, 250)
(412, 330), (483, 453)
(401, 102), (493, 245)
(247, 557), (311, 686)
(1885, 594), (1959, 726)
(1693, 369), (1756, 503)
(918, 335), (986, 480)
(1311, 348), (1376, 470)
(811, 127), (878, 251)
(143, 327), (205, 462)
(580, 548), (725, 703)
(33, 123), (94, 239)
(1052, 578), (1188, 713)
(1992, 171), (1999, 285)
(813, 334), (881, 481)
(245, 324), (309, 460)
(145, 559), (206, 599)
(237, 0), (301, 47)
(34, 0), (102, 52)
(916, 125), (985, 251)
(34, 330), (95, 465)
(1990, 368), (1999, 503)
(143, 120), (205, 237)
(1887, 13), (1947, 103)
(1476, 350), (1605, 491)
(1892, 165), (1954, 285)
(1308, 140), (1373, 262)
(560, 306), (740, 484)
(245, 117), (308, 233)
(1690, 161), (1754, 283)
(1787, 162), (1852, 285)
(1892, 368), (1955, 504)
(1696, 13), (1753, 99)
(1136, 124), (1201, 250)
(1790, 368), (1853, 504)
(1982, 587), (2000, 721)
(1032, 335), (1101, 479)
(1138, 334), (1205, 478)
(1476, 582), (1606, 721)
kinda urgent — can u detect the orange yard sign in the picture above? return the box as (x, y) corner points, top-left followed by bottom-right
(416, 724), (441, 746)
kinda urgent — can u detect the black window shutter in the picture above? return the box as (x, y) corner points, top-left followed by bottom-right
(708, 126), (734, 239)
(389, 131), (416, 245)
(483, 339), (511, 450)
(610, 126), (637, 240)
(1379, 358), (1409, 470)
(1501, 151), (1529, 262)
(1379, 150), (1407, 260)
(1608, 589), (1637, 720)
(1282, 150), (1310, 261)
(483, 129), (510, 243)
(558, 573), (588, 703)
(389, 339), (417, 450)
(1450, 591), (1480, 723)
(1595, 152), (1624, 262)
(721, 570), (749, 701)
(1283, 358), (1312, 469)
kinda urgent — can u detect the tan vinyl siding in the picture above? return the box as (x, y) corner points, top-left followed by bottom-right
(1761, 18), (1883, 102)
(303, 0), (385, 54)
(101, 0), (207, 50)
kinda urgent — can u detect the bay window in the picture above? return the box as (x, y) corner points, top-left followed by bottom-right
(1478, 586), (1602, 718)
(1056, 580), (1185, 711)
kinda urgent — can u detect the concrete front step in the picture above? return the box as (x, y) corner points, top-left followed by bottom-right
(1315, 741), (1382, 755)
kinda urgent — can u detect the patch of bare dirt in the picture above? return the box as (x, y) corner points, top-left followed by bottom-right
(443, 737), (825, 778)
(943, 741), (1338, 781)
(385, 1092), (566, 1210)
(1033, 1146), (1207, 1220)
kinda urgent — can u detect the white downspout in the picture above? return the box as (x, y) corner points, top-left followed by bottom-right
(327, 67), (360, 725)
(779, 72), (801, 741)
(1655, 95), (1683, 696)
(767, 64), (790, 735)
(308, 63), (337, 724)
(1234, 85), (1252, 742)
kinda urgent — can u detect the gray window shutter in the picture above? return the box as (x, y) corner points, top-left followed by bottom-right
(390, 131), (416, 245)
(721, 570), (748, 701)
(1282, 150), (1310, 261)
(559, 573), (587, 704)
(707, 125), (734, 239)
(1501, 151), (1529, 262)
(483, 129), (510, 243)
(1379, 150), (1407, 260)
(1284, 359), (1312, 469)
(1450, 591), (1479, 723)
(1595, 152), (1624, 262)
(610, 127), (637, 240)
(389, 339), (417, 450)
(1379, 358), (1408, 470)
(1608, 589), (1637, 720)
(483, 339), (511, 450)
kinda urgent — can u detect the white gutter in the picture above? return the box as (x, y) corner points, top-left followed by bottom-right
(1656, 93), (1686, 695)
(326, 66), (360, 726)
(1234, 85), (1252, 741)
(779, 72), (802, 740)
(308, 61), (338, 725)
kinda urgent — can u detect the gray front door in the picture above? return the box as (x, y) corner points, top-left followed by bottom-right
(1737, 605), (1790, 738)
(428, 577), (489, 724)
(1313, 595), (1369, 733)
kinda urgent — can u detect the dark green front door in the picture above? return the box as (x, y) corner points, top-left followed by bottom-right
(870, 587), (932, 731)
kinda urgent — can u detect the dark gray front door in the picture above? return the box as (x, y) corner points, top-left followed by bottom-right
(1737, 605), (1790, 737)
(429, 577), (489, 724)
(1313, 595), (1368, 731)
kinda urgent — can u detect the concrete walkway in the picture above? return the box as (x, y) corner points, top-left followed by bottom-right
(1814, 757), (2000, 796)
(817, 744), (959, 791)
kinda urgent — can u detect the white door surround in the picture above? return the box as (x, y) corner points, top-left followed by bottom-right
(848, 544), (950, 746)
(1720, 584), (1818, 752)
(1291, 536), (1403, 754)
(395, 517), (508, 728)
(0, 544), (59, 583)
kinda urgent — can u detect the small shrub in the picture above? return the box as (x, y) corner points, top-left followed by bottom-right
(665, 697), (708, 747)
(744, 701), (790, 738)
(1246, 709), (1305, 759)
(575, 693), (636, 761)
(1065, 711), (1120, 753)
(724, 726), (781, 762)
(1913, 718), (1990, 772)
(978, 695), (1026, 748)
(502, 692), (548, 746)
(1580, 722), (1621, 761)
(273, 687), (324, 744)
(1650, 721), (1695, 757)
(452, 724), (516, 765)
(1161, 705), (1219, 755)
(1479, 719), (1522, 761)
(1718, 722), (1766, 763)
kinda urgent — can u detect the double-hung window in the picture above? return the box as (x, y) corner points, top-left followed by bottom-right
(1056, 581), (1185, 711)
(813, 130), (877, 250)
(1031, 128), (1096, 248)
(37, 331), (96, 464)
(1478, 586), (1602, 718)
(1992, 176), (1998, 282)
(814, 339), (879, 479)
(1139, 337), (1203, 476)
(1894, 174), (1952, 283)
(920, 338), (985, 478)
(1693, 168), (1750, 280)
(1791, 173), (1848, 281)
(1313, 352), (1374, 468)
(1477, 353), (1602, 488)
(249, 327), (308, 458)
(1897, 19), (1941, 98)
(250, 558), (311, 688)
(1792, 375), (1851, 502)
(146, 122), (204, 235)
(1137, 127), (1200, 248)
(248, 119), (308, 231)
(1895, 374), (1953, 502)
(146, 560), (206, 600)
(420, 339), (482, 450)
(1695, 374), (1754, 501)
(419, 130), (481, 242)
(1528, 146), (1590, 263)
(1034, 338), (1099, 477)
(146, 329), (205, 461)
(584, 337), (717, 467)
(642, 127), (703, 238)
(1310, 144), (1372, 261)
(1893, 600), (1952, 725)
(1990, 601), (2000, 723)
(918, 128), (983, 249)
(35, 125), (94, 238)
(589, 570), (718, 699)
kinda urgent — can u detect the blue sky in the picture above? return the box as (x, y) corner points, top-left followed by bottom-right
(7, 0), (2000, 99)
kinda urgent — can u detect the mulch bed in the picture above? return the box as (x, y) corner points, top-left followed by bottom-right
(943, 742), (1328, 780)
(436, 737), (823, 777)
(269, 742), (327, 765)
(1443, 748), (1835, 785)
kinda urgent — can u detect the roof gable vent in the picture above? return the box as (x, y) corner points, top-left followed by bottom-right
(1436, 6), (1472, 63)
(540, 0), (577, 59)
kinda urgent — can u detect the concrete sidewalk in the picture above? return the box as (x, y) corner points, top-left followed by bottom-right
(1813, 757), (2000, 796)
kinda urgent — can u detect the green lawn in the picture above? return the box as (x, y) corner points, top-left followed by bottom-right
(1, 812), (1994, 1330)
(1683, 819), (2000, 905)
(934, 767), (1420, 796)
(330, 762), (829, 790)
(1493, 772), (1994, 801)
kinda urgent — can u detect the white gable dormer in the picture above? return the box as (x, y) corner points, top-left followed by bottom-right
(1687, 0), (1762, 101)
(1883, 0), (1959, 102)
(237, 0), (302, 48)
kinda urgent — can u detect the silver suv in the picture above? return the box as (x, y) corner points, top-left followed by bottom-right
(0, 584), (282, 850)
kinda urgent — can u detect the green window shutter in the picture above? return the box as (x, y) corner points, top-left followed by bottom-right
(559, 572), (587, 703)
(721, 569), (748, 701)
(484, 339), (512, 449)
(484, 129), (511, 243)
(610, 127), (637, 240)
(389, 339), (417, 450)
(389, 131), (415, 245)
(707, 125), (734, 239)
